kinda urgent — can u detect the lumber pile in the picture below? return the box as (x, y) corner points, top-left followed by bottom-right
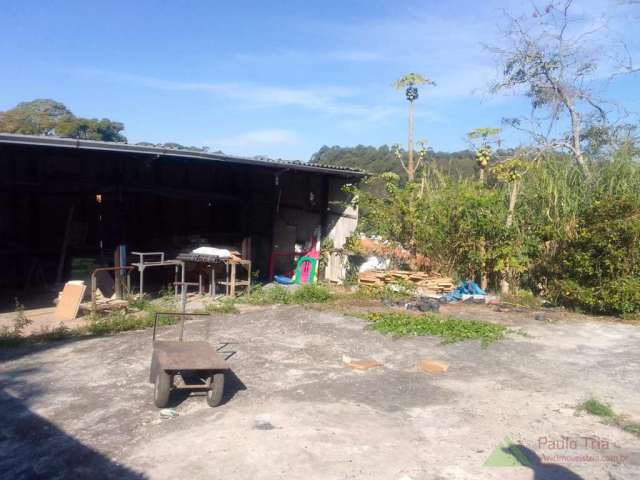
(359, 270), (455, 296)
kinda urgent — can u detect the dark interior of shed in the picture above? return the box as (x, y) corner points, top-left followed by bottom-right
(0, 142), (332, 310)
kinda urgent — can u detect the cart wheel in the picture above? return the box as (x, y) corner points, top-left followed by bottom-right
(149, 354), (158, 384)
(206, 372), (225, 407)
(154, 370), (172, 408)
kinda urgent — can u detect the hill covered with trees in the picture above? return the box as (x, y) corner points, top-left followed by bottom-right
(309, 144), (478, 179)
(0, 99), (127, 142)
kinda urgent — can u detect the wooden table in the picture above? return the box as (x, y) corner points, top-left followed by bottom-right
(176, 253), (251, 297)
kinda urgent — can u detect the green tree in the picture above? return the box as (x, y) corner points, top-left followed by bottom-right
(393, 73), (436, 181)
(0, 99), (126, 142)
(467, 128), (501, 182)
(492, 153), (531, 293)
(309, 144), (477, 180)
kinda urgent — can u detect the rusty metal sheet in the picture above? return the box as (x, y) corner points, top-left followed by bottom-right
(153, 341), (229, 371)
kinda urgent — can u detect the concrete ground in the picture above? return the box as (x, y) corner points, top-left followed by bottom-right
(1, 304), (639, 480)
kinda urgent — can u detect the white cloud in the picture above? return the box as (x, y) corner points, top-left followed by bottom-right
(72, 67), (397, 121)
(209, 128), (301, 156)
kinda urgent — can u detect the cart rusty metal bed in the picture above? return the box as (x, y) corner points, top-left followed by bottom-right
(149, 312), (230, 408)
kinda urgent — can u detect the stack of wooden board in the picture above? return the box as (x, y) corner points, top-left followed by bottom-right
(359, 270), (455, 296)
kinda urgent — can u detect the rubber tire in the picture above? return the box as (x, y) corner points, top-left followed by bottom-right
(154, 370), (172, 408)
(149, 354), (158, 383)
(206, 372), (225, 407)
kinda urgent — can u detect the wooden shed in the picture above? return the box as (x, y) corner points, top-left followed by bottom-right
(0, 133), (363, 305)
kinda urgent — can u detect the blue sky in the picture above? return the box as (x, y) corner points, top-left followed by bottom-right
(1, 0), (638, 160)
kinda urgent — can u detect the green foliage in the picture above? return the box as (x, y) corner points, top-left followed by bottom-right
(309, 144), (478, 180)
(393, 73), (436, 90)
(0, 99), (126, 142)
(467, 127), (501, 141)
(578, 398), (640, 439)
(86, 308), (179, 335)
(552, 197), (640, 314)
(354, 283), (414, 302)
(360, 311), (506, 347)
(499, 288), (543, 309)
(242, 283), (332, 305)
(318, 237), (334, 271)
(345, 146), (640, 310)
(135, 141), (209, 152)
(12, 298), (32, 334)
(492, 158), (528, 183)
(580, 398), (615, 418)
(352, 172), (528, 286)
(0, 299), (33, 346)
(127, 295), (151, 310)
(203, 298), (239, 315)
(243, 285), (291, 305)
(0, 323), (71, 348)
(292, 283), (332, 303)
(623, 422), (640, 437)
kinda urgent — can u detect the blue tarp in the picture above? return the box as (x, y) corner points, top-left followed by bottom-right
(274, 274), (294, 285)
(443, 281), (486, 302)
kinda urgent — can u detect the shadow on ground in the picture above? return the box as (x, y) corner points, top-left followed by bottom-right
(513, 445), (585, 480)
(167, 368), (246, 408)
(0, 335), (90, 363)
(0, 372), (146, 480)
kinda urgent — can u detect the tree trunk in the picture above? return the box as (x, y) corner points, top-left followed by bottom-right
(568, 104), (590, 179)
(500, 180), (519, 295)
(505, 180), (518, 229)
(479, 238), (488, 291)
(407, 100), (415, 181)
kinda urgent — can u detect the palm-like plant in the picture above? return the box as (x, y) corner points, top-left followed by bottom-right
(467, 128), (501, 182)
(394, 73), (436, 181)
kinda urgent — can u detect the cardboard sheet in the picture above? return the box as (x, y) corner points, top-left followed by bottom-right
(54, 282), (86, 321)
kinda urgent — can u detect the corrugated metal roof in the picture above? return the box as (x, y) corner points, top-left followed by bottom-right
(0, 133), (367, 177)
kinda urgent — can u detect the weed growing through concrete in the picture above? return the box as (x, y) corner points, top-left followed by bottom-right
(0, 293), (239, 348)
(360, 311), (507, 347)
(242, 283), (332, 305)
(578, 398), (640, 439)
(0, 299), (34, 347)
(202, 298), (239, 315)
(580, 398), (615, 418)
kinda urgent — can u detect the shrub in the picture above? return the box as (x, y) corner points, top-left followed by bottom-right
(203, 298), (239, 314)
(86, 309), (178, 335)
(243, 283), (332, 305)
(243, 285), (290, 305)
(291, 283), (332, 303)
(552, 197), (640, 315)
(0, 299), (34, 347)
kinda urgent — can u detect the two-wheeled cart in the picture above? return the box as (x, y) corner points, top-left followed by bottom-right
(149, 312), (229, 408)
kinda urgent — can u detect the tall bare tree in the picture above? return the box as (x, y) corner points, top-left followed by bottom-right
(394, 73), (435, 181)
(488, 0), (612, 178)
